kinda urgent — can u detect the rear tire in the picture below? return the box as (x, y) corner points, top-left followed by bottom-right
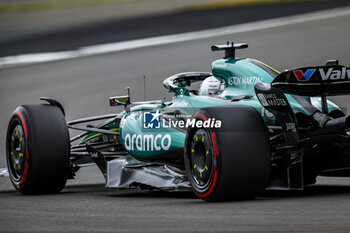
(184, 105), (270, 201)
(6, 104), (70, 194)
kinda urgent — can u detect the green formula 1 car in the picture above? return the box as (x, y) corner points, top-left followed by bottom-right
(6, 42), (350, 201)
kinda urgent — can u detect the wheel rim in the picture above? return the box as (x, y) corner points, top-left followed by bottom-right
(189, 129), (214, 189)
(8, 123), (26, 182)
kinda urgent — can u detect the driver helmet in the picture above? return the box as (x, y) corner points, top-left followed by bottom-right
(198, 76), (223, 96)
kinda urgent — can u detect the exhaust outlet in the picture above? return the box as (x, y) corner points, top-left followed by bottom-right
(324, 115), (350, 132)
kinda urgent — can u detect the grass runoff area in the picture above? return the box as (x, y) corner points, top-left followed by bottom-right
(0, 0), (329, 13)
(187, 0), (324, 11)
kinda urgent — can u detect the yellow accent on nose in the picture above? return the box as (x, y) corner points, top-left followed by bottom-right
(12, 136), (14, 141)
(16, 130), (18, 136)
(194, 164), (197, 169)
(18, 164), (21, 169)
(195, 136), (198, 142)
(19, 153), (23, 157)
(113, 135), (117, 139)
(202, 136), (204, 142)
(205, 166), (208, 170)
(20, 137), (23, 142)
(11, 152), (13, 156)
(19, 144), (21, 148)
(200, 172), (202, 178)
(191, 149), (195, 153)
(206, 150), (209, 155)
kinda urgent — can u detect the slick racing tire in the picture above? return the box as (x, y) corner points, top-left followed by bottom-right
(6, 104), (70, 194)
(184, 105), (270, 202)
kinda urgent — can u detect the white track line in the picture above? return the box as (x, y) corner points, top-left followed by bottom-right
(1, 6), (350, 69)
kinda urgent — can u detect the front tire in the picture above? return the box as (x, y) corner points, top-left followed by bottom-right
(185, 105), (270, 201)
(6, 104), (70, 194)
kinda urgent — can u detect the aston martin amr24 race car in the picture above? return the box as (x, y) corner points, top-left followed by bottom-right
(6, 42), (350, 201)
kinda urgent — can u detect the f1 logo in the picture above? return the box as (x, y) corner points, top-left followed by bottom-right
(143, 110), (161, 129)
(293, 69), (316, 81)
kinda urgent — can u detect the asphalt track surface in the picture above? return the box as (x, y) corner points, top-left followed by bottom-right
(1, 0), (350, 56)
(1, 10), (350, 233)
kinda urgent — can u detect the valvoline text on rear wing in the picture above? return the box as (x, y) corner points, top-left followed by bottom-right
(271, 65), (350, 96)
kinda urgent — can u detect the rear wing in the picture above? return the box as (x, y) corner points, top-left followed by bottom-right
(271, 65), (350, 96)
(254, 61), (350, 147)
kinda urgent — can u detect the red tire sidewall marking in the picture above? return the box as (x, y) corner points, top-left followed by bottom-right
(13, 109), (30, 188)
(190, 112), (219, 198)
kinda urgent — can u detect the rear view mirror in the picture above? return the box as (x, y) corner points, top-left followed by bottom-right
(109, 95), (130, 106)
